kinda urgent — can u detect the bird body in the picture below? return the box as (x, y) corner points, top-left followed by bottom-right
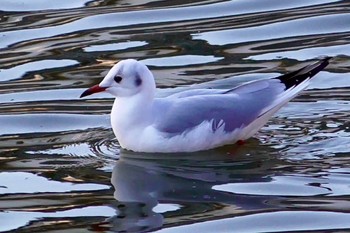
(81, 57), (330, 153)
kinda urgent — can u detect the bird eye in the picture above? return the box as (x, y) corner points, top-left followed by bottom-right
(114, 75), (122, 83)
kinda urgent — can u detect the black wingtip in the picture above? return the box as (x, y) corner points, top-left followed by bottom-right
(321, 56), (332, 62)
(309, 56), (332, 75)
(275, 57), (331, 89)
(318, 56), (332, 67)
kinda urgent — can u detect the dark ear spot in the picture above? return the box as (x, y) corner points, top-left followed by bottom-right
(135, 75), (142, 87)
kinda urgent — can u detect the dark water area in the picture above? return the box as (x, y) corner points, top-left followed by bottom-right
(1, 0), (350, 232)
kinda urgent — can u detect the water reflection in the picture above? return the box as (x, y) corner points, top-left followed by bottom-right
(106, 144), (350, 232)
(1, 0), (350, 231)
(109, 145), (280, 232)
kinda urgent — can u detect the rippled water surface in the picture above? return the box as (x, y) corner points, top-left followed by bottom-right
(1, 0), (350, 232)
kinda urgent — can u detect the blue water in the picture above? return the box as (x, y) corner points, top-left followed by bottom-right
(1, 0), (350, 232)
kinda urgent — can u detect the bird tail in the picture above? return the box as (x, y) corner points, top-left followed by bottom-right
(275, 56), (331, 90)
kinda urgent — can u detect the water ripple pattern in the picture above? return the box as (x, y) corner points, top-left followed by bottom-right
(0, 0), (350, 232)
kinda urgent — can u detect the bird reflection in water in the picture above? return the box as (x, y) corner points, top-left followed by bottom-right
(104, 144), (283, 232)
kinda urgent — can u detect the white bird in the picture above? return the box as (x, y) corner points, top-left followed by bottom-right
(80, 57), (330, 153)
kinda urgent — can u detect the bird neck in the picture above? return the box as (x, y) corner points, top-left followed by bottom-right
(111, 91), (154, 127)
(111, 92), (155, 148)
(111, 69), (156, 142)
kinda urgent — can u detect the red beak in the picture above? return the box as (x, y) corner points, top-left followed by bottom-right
(80, 85), (106, 98)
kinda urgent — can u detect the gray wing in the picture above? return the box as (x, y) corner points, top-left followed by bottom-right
(154, 57), (330, 136)
(154, 79), (284, 135)
(167, 88), (226, 98)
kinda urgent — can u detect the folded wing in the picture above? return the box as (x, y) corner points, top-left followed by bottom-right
(155, 57), (331, 136)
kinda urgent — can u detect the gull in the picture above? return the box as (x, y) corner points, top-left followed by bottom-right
(80, 57), (330, 153)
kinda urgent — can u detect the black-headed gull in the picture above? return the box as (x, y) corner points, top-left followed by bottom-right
(80, 57), (330, 153)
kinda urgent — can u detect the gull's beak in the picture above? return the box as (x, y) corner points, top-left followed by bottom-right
(80, 84), (107, 98)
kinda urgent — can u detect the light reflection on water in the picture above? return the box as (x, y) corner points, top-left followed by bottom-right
(1, 0), (350, 232)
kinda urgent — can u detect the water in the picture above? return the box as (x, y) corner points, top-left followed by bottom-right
(1, 0), (350, 232)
